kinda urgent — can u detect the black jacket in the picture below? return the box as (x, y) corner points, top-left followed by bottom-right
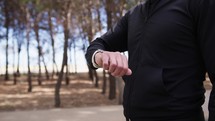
(85, 0), (215, 120)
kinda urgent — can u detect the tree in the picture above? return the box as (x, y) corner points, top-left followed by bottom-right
(3, 0), (10, 81)
(13, 30), (24, 84)
(77, 0), (102, 87)
(31, 0), (51, 85)
(54, 0), (73, 107)
(33, 11), (43, 85)
(26, 6), (33, 92)
(48, 8), (59, 78)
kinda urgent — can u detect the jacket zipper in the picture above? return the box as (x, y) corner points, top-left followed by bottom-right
(125, 0), (152, 120)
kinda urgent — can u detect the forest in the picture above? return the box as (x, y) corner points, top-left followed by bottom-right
(0, 0), (146, 110)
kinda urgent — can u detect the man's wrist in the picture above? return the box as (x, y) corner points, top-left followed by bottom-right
(92, 49), (103, 68)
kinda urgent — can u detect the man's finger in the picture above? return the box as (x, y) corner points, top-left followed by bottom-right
(108, 53), (117, 73)
(112, 53), (126, 76)
(102, 53), (110, 70)
(126, 68), (132, 75)
(116, 55), (129, 76)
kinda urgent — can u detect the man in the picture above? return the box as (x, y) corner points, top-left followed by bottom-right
(85, 0), (215, 121)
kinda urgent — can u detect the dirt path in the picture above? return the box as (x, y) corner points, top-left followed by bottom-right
(0, 73), (118, 112)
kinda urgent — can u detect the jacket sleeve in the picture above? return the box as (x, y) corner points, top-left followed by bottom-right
(85, 12), (129, 69)
(196, 0), (215, 120)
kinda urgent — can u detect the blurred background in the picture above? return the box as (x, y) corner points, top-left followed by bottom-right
(0, 0), (146, 111)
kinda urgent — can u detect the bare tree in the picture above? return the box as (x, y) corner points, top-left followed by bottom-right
(3, 0), (10, 81)
(48, 8), (59, 78)
(16, 34), (23, 77)
(32, 0), (51, 84)
(33, 12), (43, 85)
(25, 6), (33, 92)
(55, 0), (72, 107)
(77, 0), (101, 87)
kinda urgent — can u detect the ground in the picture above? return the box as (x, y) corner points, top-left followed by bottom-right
(0, 73), (118, 112)
(0, 73), (212, 112)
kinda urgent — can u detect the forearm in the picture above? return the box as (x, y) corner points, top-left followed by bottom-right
(85, 11), (129, 71)
(85, 38), (131, 77)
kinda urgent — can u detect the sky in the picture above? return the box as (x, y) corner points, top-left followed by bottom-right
(0, 28), (91, 75)
(0, 7), (108, 75)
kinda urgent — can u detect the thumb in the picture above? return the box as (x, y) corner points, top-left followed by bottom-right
(126, 68), (132, 75)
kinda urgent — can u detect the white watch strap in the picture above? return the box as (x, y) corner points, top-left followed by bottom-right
(92, 49), (104, 68)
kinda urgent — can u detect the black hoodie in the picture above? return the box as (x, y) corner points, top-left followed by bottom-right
(85, 0), (215, 120)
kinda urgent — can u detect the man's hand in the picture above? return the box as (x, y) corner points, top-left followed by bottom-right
(95, 51), (132, 77)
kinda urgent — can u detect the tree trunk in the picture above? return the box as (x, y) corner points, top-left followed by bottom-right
(55, 8), (70, 107)
(55, 30), (68, 107)
(73, 42), (77, 74)
(55, 36), (68, 107)
(69, 47), (73, 73)
(65, 65), (69, 85)
(12, 35), (16, 85)
(87, 65), (94, 81)
(5, 27), (9, 81)
(14, 47), (21, 85)
(102, 70), (107, 94)
(41, 54), (49, 80)
(93, 70), (99, 88)
(34, 22), (42, 85)
(48, 10), (59, 79)
(65, 50), (69, 85)
(55, 64), (65, 107)
(13, 73), (17, 85)
(109, 73), (116, 100)
(4, 0), (9, 80)
(16, 47), (21, 76)
(117, 77), (124, 104)
(26, 7), (32, 92)
(27, 29), (32, 92)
